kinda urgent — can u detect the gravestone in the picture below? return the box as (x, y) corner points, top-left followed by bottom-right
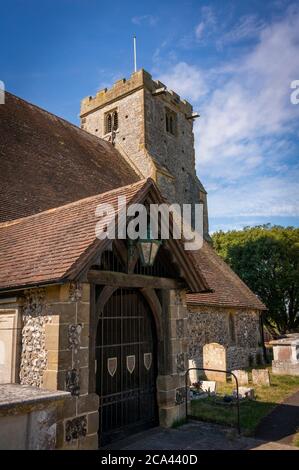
(270, 334), (299, 376)
(203, 343), (227, 382)
(252, 368), (270, 386)
(232, 369), (249, 385)
(200, 380), (217, 394)
(188, 359), (199, 385)
(233, 387), (255, 399)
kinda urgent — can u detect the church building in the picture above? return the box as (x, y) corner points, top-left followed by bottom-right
(0, 69), (265, 449)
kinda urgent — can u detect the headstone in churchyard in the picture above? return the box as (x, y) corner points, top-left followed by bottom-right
(200, 380), (217, 394)
(270, 334), (299, 376)
(188, 359), (199, 385)
(203, 343), (227, 382)
(252, 368), (270, 386)
(232, 369), (249, 385)
(233, 387), (255, 399)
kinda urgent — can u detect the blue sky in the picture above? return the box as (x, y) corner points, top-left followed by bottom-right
(1, 0), (299, 232)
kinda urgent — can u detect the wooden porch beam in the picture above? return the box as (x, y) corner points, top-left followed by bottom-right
(87, 270), (185, 289)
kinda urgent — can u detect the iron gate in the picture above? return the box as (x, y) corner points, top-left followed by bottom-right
(96, 288), (158, 446)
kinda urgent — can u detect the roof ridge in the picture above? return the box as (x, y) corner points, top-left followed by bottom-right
(0, 179), (148, 229)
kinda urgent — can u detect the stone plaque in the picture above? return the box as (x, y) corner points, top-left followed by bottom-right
(203, 343), (227, 382)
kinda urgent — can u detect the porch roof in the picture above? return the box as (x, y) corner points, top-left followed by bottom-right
(0, 177), (266, 309)
(0, 179), (208, 293)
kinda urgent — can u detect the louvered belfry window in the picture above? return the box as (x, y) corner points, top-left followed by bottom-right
(105, 110), (118, 134)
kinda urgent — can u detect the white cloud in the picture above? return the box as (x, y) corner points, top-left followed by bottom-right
(154, 7), (299, 221)
(208, 173), (299, 218)
(216, 14), (265, 48)
(132, 15), (158, 27)
(197, 8), (299, 179)
(194, 5), (216, 41)
(158, 62), (208, 102)
(195, 22), (205, 40)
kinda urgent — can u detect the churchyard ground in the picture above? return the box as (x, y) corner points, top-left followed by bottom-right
(190, 367), (299, 438)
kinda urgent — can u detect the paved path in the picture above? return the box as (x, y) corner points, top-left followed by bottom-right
(105, 421), (298, 450)
(255, 390), (299, 445)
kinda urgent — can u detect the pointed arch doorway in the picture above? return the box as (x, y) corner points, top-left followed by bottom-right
(96, 288), (158, 447)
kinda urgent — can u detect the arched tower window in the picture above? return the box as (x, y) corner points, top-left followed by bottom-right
(165, 108), (177, 136)
(105, 110), (119, 134)
(169, 116), (174, 134)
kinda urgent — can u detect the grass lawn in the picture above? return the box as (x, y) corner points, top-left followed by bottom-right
(292, 431), (299, 447)
(190, 369), (299, 436)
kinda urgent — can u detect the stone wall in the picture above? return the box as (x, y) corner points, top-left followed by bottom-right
(0, 384), (69, 450)
(18, 283), (99, 449)
(157, 289), (189, 427)
(187, 306), (263, 371)
(19, 288), (50, 387)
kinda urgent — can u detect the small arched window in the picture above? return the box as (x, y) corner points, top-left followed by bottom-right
(169, 116), (174, 134)
(105, 110), (119, 134)
(165, 108), (177, 135)
(166, 114), (169, 133)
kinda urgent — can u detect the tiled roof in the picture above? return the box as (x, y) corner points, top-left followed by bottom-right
(186, 241), (266, 310)
(0, 174), (266, 309)
(0, 92), (139, 222)
(0, 180), (148, 290)
(0, 179), (208, 293)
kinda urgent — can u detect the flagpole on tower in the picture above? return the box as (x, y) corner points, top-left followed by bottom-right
(133, 35), (137, 72)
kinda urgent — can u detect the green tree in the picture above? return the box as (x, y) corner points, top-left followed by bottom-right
(212, 225), (299, 336)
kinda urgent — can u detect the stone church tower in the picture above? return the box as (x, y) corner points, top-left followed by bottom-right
(80, 69), (209, 236)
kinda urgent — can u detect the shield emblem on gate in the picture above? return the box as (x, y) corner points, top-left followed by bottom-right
(144, 353), (152, 371)
(126, 355), (136, 374)
(107, 357), (117, 377)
